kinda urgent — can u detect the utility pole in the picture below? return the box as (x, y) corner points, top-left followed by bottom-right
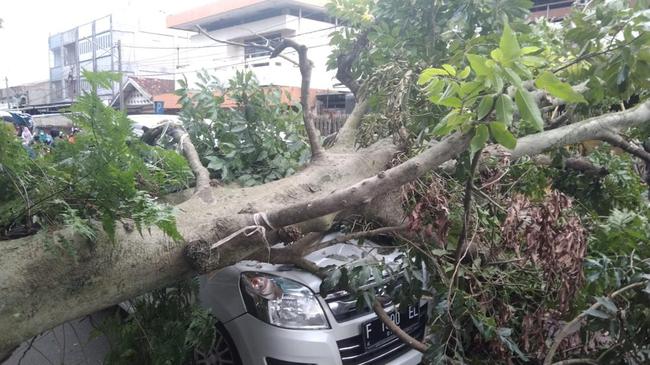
(4, 76), (11, 107)
(117, 39), (125, 113)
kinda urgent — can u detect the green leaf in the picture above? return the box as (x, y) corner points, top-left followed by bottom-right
(320, 268), (342, 295)
(458, 66), (471, 79)
(584, 308), (610, 319)
(437, 96), (462, 108)
(596, 297), (618, 314)
(503, 68), (523, 88)
(515, 88), (544, 131)
(477, 95), (494, 120)
(467, 54), (490, 76)
(497, 328), (528, 361)
(521, 46), (541, 55)
(499, 22), (521, 64)
(442, 64), (456, 76)
(459, 80), (484, 98)
(490, 49), (504, 63)
(206, 157), (224, 171)
(496, 94), (514, 125)
(534, 71), (587, 104)
(418, 68), (451, 85)
(430, 249), (450, 256)
(471, 125), (489, 156)
(489, 122), (517, 149)
(426, 78), (446, 101)
(489, 72), (504, 92)
(522, 56), (546, 68)
(433, 111), (469, 136)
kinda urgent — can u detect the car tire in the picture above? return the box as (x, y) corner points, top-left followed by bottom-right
(192, 322), (243, 365)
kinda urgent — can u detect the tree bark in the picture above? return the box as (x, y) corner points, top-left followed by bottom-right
(511, 100), (650, 159)
(271, 39), (324, 160)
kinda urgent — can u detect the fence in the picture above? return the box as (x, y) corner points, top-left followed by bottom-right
(313, 113), (348, 136)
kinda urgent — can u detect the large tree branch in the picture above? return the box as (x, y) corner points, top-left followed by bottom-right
(191, 101), (650, 273)
(271, 39), (324, 160)
(188, 132), (471, 273)
(168, 128), (213, 199)
(331, 98), (369, 149)
(265, 133), (471, 232)
(511, 100), (650, 159)
(141, 124), (213, 202)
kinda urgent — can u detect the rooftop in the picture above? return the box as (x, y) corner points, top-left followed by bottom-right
(167, 0), (328, 31)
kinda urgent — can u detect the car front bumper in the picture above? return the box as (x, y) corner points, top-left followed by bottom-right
(224, 306), (425, 365)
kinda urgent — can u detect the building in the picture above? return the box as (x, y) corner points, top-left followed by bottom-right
(111, 77), (175, 113)
(48, 12), (190, 106)
(531, 0), (580, 20)
(0, 81), (50, 110)
(166, 0), (345, 110)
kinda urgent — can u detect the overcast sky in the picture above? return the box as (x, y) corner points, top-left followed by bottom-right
(0, 0), (213, 86)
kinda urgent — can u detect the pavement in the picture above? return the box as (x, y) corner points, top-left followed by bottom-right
(2, 309), (113, 365)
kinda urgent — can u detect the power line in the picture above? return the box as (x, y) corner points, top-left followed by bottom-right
(121, 43), (227, 50)
(126, 26), (337, 68)
(121, 24), (338, 50)
(134, 43), (331, 78)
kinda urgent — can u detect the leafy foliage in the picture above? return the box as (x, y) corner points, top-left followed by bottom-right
(99, 279), (215, 365)
(0, 71), (189, 242)
(176, 70), (310, 186)
(325, 0), (650, 363)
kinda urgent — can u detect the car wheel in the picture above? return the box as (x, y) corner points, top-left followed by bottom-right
(193, 323), (242, 365)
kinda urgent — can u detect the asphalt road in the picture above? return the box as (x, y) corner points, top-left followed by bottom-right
(2, 309), (112, 365)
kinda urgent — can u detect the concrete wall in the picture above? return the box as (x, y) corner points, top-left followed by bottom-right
(0, 82), (50, 107)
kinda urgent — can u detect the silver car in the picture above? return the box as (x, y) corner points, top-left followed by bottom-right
(193, 234), (428, 365)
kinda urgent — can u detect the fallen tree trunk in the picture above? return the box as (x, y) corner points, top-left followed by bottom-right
(0, 143), (397, 356)
(1, 101), (648, 357)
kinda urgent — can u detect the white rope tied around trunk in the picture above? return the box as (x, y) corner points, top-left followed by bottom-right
(209, 212), (276, 261)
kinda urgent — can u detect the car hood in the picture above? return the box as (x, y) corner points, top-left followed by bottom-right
(232, 233), (402, 293)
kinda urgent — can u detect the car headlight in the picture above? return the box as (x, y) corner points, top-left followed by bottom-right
(240, 272), (330, 330)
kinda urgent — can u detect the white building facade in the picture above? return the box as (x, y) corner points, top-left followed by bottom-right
(166, 0), (343, 96)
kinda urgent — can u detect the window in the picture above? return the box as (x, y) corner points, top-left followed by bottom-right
(79, 39), (92, 56)
(95, 33), (112, 51)
(244, 33), (283, 60)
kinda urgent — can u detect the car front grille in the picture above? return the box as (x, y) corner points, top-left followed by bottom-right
(335, 306), (427, 365)
(325, 291), (394, 323)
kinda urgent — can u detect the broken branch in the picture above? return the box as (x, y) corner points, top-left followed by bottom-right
(335, 30), (369, 96)
(599, 131), (650, 163)
(371, 300), (429, 353)
(271, 39), (324, 160)
(141, 124), (213, 201)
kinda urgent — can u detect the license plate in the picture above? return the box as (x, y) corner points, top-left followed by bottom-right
(361, 304), (421, 350)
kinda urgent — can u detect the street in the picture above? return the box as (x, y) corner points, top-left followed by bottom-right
(2, 309), (112, 365)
